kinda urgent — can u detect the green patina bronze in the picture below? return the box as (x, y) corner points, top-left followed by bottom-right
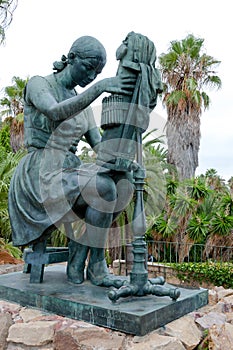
(9, 35), (134, 286)
(8, 32), (179, 301)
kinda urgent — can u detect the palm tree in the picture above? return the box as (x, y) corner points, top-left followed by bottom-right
(159, 34), (222, 180)
(148, 167), (233, 262)
(147, 174), (218, 262)
(142, 129), (168, 220)
(0, 146), (25, 241)
(204, 188), (233, 262)
(0, 145), (25, 259)
(228, 177), (233, 194)
(205, 168), (226, 190)
(0, 76), (27, 118)
(0, 76), (28, 152)
(0, 0), (18, 44)
(0, 117), (11, 152)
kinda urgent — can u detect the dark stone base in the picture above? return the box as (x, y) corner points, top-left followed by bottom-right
(0, 264), (208, 336)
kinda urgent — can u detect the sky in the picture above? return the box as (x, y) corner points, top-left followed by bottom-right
(0, 0), (232, 181)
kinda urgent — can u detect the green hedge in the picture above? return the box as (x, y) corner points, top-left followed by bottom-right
(170, 261), (233, 288)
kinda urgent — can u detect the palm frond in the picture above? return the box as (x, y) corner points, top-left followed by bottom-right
(187, 213), (209, 242)
(203, 75), (222, 90)
(210, 213), (233, 236)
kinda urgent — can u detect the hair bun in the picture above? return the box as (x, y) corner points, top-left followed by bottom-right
(53, 55), (68, 72)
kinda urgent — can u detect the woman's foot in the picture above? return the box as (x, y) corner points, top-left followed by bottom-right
(87, 259), (125, 288)
(67, 264), (85, 284)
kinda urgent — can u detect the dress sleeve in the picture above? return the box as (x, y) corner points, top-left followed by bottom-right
(24, 76), (62, 121)
(24, 76), (52, 105)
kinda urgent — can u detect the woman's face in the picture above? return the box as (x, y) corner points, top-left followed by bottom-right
(70, 55), (106, 87)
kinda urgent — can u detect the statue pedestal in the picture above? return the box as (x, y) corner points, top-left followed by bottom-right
(0, 264), (208, 336)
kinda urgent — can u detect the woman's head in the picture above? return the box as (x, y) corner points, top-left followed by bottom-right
(53, 36), (106, 87)
(53, 36), (106, 74)
(68, 36), (106, 63)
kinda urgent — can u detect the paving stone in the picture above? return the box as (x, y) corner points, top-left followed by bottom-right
(19, 308), (47, 323)
(54, 330), (81, 350)
(127, 333), (186, 350)
(7, 321), (58, 346)
(208, 322), (233, 350)
(63, 326), (126, 350)
(195, 311), (226, 329)
(0, 313), (12, 350)
(0, 301), (21, 314)
(164, 315), (202, 349)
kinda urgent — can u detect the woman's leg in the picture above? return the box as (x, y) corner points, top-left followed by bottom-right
(67, 172), (116, 284)
(83, 173), (116, 284)
(68, 171), (134, 286)
(67, 239), (89, 283)
(85, 172), (134, 286)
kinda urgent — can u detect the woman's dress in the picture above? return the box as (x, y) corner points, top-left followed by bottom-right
(8, 74), (98, 246)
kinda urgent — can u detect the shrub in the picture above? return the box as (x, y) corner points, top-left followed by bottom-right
(171, 261), (233, 288)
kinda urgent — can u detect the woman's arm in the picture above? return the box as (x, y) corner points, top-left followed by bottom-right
(26, 75), (135, 122)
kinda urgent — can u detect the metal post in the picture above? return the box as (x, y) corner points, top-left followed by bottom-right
(108, 129), (180, 302)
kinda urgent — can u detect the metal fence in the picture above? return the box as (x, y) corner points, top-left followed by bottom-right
(115, 240), (233, 276)
(121, 240), (233, 267)
(146, 241), (233, 264)
(111, 240), (233, 282)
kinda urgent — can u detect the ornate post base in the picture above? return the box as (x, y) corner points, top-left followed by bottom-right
(108, 237), (180, 302)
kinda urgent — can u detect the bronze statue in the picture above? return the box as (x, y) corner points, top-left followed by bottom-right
(8, 35), (136, 287)
(8, 33), (180, 303)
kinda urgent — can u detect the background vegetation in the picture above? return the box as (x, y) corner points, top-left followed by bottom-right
(0, 29), (232, 274)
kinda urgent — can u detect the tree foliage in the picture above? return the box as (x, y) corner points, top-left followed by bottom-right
(0, 76), (27, 118)
(159, 34), (221, 179)
(0, 0), (18, 44)
(147, 169), (233, 262)
(0, 76), (28, 152)
(0, 146), (26, 240)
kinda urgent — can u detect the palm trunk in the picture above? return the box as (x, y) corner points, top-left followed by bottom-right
(166, 109), (201, 180)
(10, 119), (24, 152)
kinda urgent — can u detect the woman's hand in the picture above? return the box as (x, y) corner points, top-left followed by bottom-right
(101, 75), (137, 95)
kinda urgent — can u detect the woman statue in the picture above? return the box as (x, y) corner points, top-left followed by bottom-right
(8, 35), (135, 287)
